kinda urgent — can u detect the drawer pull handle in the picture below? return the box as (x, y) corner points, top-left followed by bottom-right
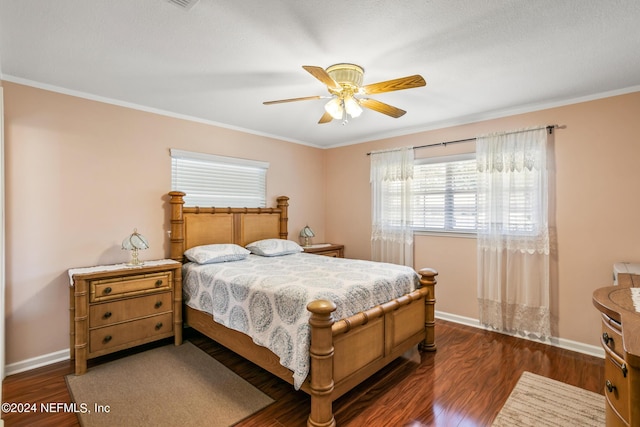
(103, 311), (112, 319)
(103, 335), (112, 343)
(606, 380), (617, 393)
(155, 301), (163, 309)
(609, 354), (629, 378)
(155, 279), (163, 287)
(103, 287), (112, 295)
(155, 322), (163, 330)
(602, 332), (613, 345)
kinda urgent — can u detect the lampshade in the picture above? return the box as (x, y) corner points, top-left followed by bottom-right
(299, 225), (315, 247)
(344, 96), (363, 118)
(324, 98), (343, 120)
(324, 95), (363, 121)
(122, 228), (149, 266)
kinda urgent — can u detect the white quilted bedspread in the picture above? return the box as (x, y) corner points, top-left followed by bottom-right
(182, 252), (419, 389)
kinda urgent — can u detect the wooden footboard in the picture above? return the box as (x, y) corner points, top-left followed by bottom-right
(183, 268), (437, 427)
(306, 268), (437, 427)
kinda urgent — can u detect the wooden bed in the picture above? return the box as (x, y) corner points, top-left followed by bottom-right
(168, 191), (438, 427)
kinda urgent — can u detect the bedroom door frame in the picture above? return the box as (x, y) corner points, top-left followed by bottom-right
(1, 85), (6, 427)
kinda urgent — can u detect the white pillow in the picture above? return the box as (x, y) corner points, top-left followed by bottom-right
(184, 244), (250, 264)
(245, 239), (303, 257)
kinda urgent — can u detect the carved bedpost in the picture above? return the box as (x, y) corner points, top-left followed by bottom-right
(168, 191), (186, 261)
(307, 300), (337, 427)
(277, 196), (289, 240)
(418, 268), (438, 352)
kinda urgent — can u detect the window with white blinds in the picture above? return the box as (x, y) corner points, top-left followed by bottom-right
(476, 168), (540, 235)
(412, 154), (477, 233)
(170, 149), (268, 207)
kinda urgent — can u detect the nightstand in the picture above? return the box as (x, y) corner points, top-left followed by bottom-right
(302, 243), (344, 258)
(68, 259), (182, 375)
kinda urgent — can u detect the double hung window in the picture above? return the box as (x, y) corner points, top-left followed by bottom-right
(412, 154), (477, 234)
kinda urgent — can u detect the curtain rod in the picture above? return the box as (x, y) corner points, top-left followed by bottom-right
(366, 125), (561, 156)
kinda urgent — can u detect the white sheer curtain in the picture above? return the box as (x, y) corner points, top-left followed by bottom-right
(476, 127), (551, 338)
(370, 147), (414, 267)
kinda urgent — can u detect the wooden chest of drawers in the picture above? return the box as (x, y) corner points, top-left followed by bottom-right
(69, 260), (182, 375)
(593, 286), (640, 426)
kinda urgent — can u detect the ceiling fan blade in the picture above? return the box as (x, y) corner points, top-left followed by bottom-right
(302, 66), (342, 91)
(359, 98), (406, 118)
(318, 111), (333, 124)
(263, 95), (324, 105)
(361, 75), (426, 95)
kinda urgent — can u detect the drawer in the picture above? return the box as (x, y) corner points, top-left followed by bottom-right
(317, 250), (342, 257)
(90, 272), (171, 302)
(89, 292), (172, 327)
(605, 403), (628, 427)
(603, 346), (630, 424)
(601, 314), (624, 358)
(90, 312), (173, 353)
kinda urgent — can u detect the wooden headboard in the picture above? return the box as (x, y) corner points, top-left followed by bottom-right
(168, 191), (289, 261)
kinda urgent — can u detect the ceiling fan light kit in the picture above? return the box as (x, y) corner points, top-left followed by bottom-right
(324, 97), (344, 120)
(264, 63), (426, 125)
(343, 96), (363, 118)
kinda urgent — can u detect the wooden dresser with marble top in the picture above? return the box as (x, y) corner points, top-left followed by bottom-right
(593, 285), (640, 426)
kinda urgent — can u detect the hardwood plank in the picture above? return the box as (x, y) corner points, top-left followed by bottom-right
(2, 320), (604, 426)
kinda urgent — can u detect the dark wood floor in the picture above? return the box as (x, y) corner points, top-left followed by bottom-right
(2, 319), (604, 427)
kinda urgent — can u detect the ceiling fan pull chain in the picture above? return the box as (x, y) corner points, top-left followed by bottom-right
(341, 99), (349, 125)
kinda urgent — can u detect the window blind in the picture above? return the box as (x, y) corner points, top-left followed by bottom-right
(170, 149), (268, 207)
(412, 154), (477, 233)
(476, 171), (540, 235)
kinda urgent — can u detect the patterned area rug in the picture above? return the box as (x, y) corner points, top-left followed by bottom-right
(492, 371), (605, 426)
(66, 342), (273, 427)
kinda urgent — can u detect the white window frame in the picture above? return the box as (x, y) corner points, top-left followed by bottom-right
(412, 153), (477, 236)
(170, 149), (269, 207)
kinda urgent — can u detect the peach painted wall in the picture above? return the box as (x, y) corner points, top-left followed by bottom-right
(3, 81), (326, 365)
(4, 78), (640, 366)
(326, 91), (640, 348)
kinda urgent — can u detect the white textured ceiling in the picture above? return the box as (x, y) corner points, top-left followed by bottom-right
(1, 0), (639, 148)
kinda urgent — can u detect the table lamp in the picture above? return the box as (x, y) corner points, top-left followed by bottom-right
(299, 225), (315, 247)
(122, 228), (149, 266)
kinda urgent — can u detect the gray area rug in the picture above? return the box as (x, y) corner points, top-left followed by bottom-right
(492, 371), (605, 426)
(66, 341), (274, 427)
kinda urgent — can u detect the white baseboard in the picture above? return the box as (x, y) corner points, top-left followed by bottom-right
(435, 310), (605, 359)
(3, 313), (604, 376)
(4, 348), (69, 376)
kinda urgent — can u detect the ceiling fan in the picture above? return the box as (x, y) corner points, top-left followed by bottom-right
(263, 63), (426, 124)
